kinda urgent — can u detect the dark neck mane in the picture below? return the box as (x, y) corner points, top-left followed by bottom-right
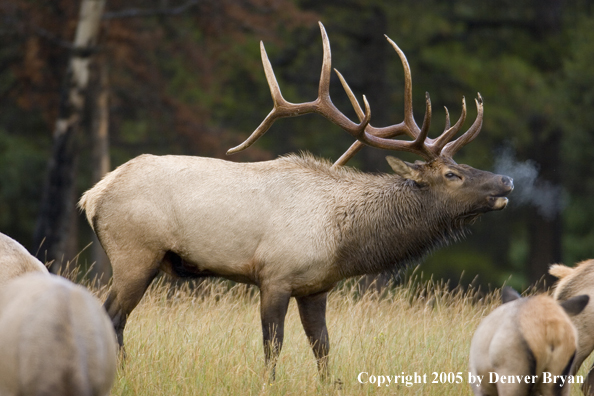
(332, 172), (471, 278)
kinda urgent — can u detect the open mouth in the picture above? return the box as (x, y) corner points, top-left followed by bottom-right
(488, 189), (512, 210)
(489, 196), (509, 210)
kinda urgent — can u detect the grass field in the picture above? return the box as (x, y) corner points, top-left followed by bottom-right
(102, 275), (591, 396)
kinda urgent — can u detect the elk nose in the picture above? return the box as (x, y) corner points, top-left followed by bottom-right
(501, 176), (514, 191)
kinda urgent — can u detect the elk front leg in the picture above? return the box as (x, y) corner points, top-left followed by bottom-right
(296, 293), (330, 380)
(259, 286), (291, 381)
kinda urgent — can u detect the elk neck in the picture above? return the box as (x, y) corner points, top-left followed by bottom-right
(331, 170), (472, 278)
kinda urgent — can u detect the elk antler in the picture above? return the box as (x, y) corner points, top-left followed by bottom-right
(226, 22), (371, 155)
(226, 22), (484, 166)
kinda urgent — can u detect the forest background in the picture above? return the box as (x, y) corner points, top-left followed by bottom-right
(1, 0), (592, 291)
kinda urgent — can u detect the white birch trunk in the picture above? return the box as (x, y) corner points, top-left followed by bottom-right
(34, 0), (107, 273)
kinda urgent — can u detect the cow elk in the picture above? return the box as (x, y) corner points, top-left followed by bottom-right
(0, 232), (48, 287)
(469, 287), (588, 396)
(79, 22), (513, 379)
(0, 273), (117, 396)
(550, 259), (594, 395)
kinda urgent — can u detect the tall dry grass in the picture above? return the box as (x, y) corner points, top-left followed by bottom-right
(102, 275), (589, 396)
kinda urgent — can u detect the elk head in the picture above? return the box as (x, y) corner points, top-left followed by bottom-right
(227, 22), (513, 215)
(386, 156), (512, 218)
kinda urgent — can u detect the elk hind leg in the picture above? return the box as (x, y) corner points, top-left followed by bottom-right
(296, 292), (330, 380)
(103, 248), (165, 348)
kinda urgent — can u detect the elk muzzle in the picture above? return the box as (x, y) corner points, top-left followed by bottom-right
(488, 175), (513, 210)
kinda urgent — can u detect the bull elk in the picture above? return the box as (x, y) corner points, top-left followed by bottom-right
(469, 287), (588, 396)
(79, 22), (513, 379)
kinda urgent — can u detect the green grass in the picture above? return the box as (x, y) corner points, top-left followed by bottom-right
(104, 277), (590, 395)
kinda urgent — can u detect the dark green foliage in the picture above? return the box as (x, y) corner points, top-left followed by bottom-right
(0, 115), (49, 249)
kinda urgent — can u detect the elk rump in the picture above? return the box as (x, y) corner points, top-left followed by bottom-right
(0, 273), (117, 396)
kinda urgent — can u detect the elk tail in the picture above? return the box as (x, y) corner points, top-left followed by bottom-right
(78, 169), (117, 231)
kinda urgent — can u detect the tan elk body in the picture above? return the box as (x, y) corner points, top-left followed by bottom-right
(79, 22), (513, 378)
(469, 287), (588, 396)
(550, 259), (594, 395)
(0, 232), (48, 287)
(0, 273), (117, 396)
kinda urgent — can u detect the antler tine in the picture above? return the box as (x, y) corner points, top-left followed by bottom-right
(430, 97), (467, 153)
(334, 69), (365, 121)
(444, 107), (451, 131)
(331, 69), (365, 168)
(333, 141), (363, 168)
(226, 41), (293, 155)
(318, 23), (333, 100)
(261, 42), (285, 107)
(441, 94), (483, 158)
(384, 35), (421, 138)
(413, 92), (431, 148)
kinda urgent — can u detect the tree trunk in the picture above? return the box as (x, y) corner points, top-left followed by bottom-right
(359, 6), (389, 174)
(33, 0), (106, 272)
(526, 119), (563, 287)
(527, 206), (562, 287)
(87, 58), (111, 285)
(524, 0), (564, 288)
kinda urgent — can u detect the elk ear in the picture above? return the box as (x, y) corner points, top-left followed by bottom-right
(549, 264), (573, 280)
(560, 295), (589, 317)
(386, 156), (422, 182)
(501, 286), (521, 304)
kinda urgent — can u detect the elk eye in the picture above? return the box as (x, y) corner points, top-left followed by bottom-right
(445, 172), (460, 180)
